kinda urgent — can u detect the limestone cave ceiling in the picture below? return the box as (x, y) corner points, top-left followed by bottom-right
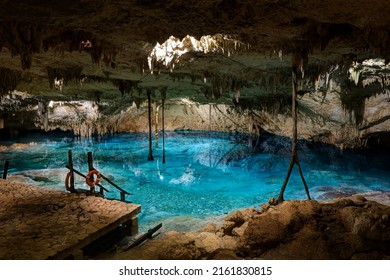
(0, 0), (389, 105)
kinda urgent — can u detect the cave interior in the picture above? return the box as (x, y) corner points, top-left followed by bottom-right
(0, 0), (389, 150)
(0, 0), (390, 261)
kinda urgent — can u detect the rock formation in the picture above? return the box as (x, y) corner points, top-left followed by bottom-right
(0, 1), (389, 149)
(1, 1), (390, 261)
(106, 196), (390, 260)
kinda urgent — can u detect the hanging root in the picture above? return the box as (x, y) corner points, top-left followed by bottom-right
(277, 52), (312, 203)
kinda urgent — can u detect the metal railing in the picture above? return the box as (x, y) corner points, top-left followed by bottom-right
(66, 150), (131, 202)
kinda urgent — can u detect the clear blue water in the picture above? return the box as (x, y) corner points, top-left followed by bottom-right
(1, 131), (389, 232)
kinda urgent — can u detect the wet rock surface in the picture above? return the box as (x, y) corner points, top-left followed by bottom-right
(107, 196), (390, 260)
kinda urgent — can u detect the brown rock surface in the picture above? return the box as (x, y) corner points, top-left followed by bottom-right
(108, 197), (390, 260)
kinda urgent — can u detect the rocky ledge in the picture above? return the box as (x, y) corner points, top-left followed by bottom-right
(106, 196), (390, 260)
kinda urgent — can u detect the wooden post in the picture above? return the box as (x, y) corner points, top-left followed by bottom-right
(2, 160), (9, 179)
(120, 191), (125, 202)
(124, 223), (162, 250)
(123, 217), (138, 236)
(87, 152), (93, 171)
(161, 89), (166, 164)
(67, 150), (75, 192)
(87, 152), (95, 193)
(147, 90), (154, 161)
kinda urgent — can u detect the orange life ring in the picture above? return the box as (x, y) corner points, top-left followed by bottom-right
(86, 169), (101, 188)
(65, 171), (72, 191)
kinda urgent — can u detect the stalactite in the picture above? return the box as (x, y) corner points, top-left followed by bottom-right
(0, 67), (22, 95)
(43, 30), (118, 66)
(112, 79), (139, 96)
(349, 67), (362, 85)
(37, 101), (49, 131)
(46, 65), (83, 90)
(0, 22), (46, 69)
(234, 89), (240, 103)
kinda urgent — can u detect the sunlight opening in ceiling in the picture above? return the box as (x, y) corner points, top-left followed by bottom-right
(147, 34), (247, 74)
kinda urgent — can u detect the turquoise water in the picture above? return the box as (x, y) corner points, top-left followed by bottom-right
(1, 131), (389, 231)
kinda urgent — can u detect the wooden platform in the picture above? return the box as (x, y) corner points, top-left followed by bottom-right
(0, 179), (141, 259)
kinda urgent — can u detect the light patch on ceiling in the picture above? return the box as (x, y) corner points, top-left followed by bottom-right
(147, 34), (247, 74)
(348, 58), (390, 86)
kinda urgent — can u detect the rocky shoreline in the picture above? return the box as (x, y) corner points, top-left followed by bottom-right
(103, 194), (390, 260)
(1, 177), (389, 260)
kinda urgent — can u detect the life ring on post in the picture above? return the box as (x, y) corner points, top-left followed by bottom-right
(86, 169), (101, 189)
(65, 172), (72, 191)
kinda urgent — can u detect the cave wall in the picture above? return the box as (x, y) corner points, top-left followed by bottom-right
(1, 74), (389, 150)
(0, 0), (389, 151)
(109, 89), (389, 149)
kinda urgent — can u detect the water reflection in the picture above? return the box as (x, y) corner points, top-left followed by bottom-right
(1, 131), (389, 231)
